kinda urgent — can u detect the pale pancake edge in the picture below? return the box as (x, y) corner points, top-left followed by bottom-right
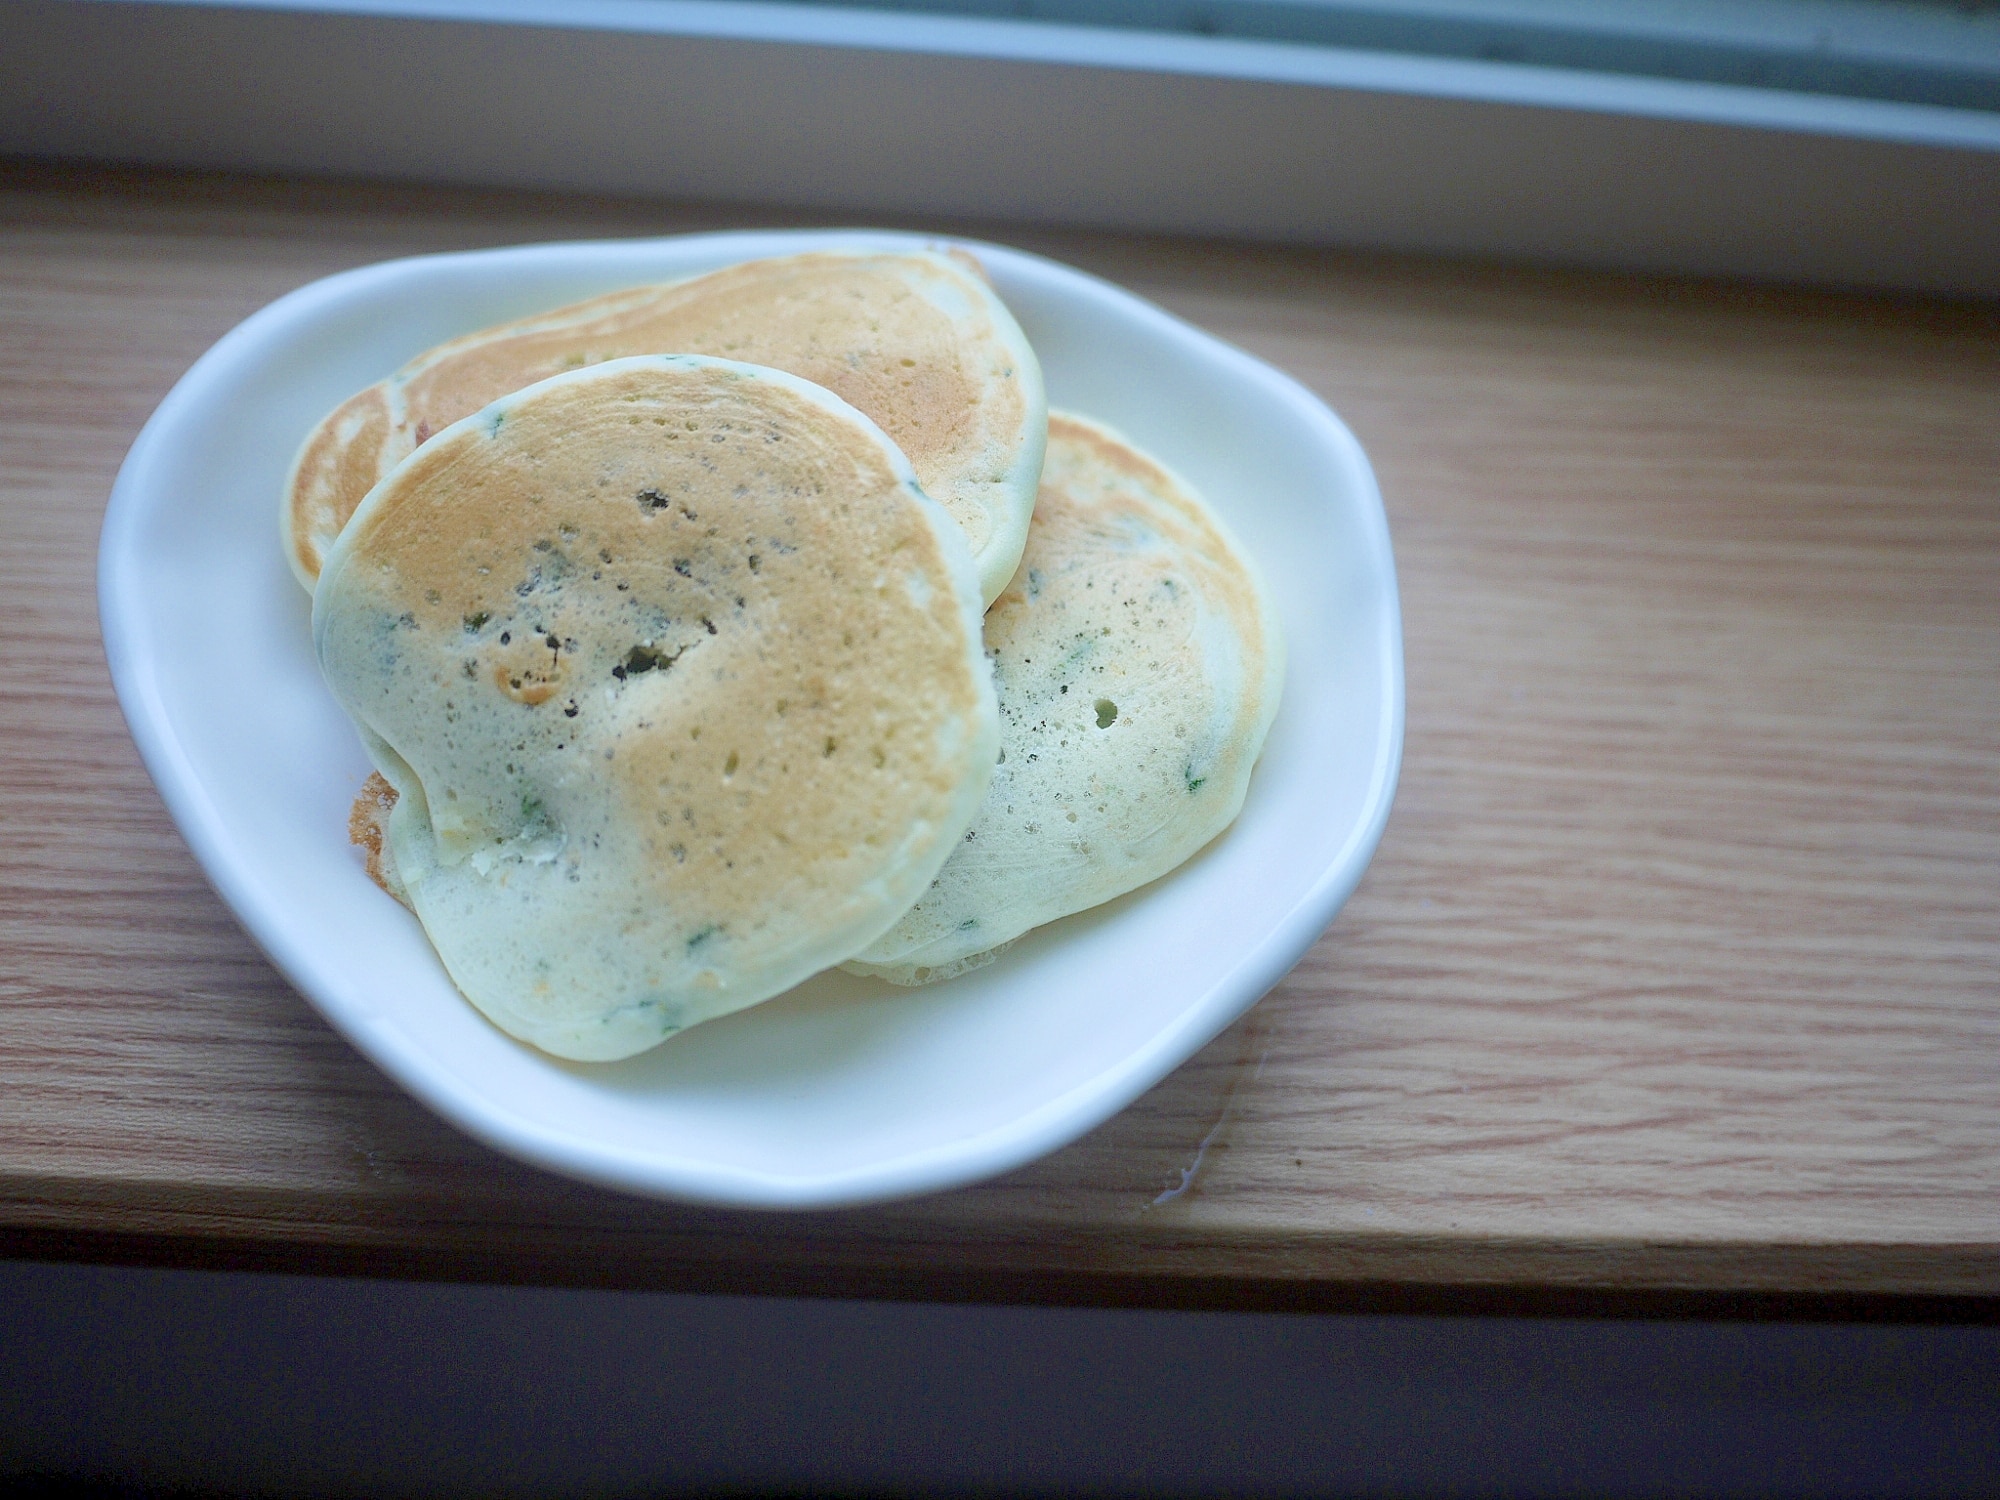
(315, 355), (999, 1059)
(843, 411), (1285, 986)
(286, 249), (1046, 605)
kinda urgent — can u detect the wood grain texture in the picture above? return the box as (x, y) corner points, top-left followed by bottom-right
(3, 161), (1997, 1310)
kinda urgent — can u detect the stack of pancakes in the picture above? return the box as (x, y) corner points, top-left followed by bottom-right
(297, 247), (1284, 1061)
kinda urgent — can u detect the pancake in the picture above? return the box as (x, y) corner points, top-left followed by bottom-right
(315, 355), (999, 1059)
(844, 412), (1284, 986)
(286, 248), (1045, 607)
(349, 770), (407, 907)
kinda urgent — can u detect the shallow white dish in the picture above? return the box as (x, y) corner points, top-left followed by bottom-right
(99, 230), (1402, 1208)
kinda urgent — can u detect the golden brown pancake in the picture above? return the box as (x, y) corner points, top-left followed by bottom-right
(316, 355), (999, 1059)
(286, 249), (1045, 605)
(845, 412), (1284, 985)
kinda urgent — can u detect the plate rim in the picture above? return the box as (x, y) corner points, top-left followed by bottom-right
(97, 228), (1405, 1208)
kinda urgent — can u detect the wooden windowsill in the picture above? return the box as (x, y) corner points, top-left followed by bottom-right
(3, 160), (1995, 1318)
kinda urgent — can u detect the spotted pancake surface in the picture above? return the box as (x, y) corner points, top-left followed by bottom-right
(286, 248), (1045, 606)
(315, 355), (998, 1058)
(844, 412), (1284, 986)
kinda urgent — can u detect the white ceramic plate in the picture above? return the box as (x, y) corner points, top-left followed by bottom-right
(99, 230), (1402, 1208)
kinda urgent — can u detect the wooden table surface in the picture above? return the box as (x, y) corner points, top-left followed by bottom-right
(4, 161), (1997, 1317)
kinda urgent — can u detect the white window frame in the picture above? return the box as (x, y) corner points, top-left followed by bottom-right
(7, 0), (1998, 294)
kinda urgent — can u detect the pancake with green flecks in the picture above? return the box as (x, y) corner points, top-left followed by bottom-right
(844, 411), (1284, 986)
(315, 354), (999, 1059)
